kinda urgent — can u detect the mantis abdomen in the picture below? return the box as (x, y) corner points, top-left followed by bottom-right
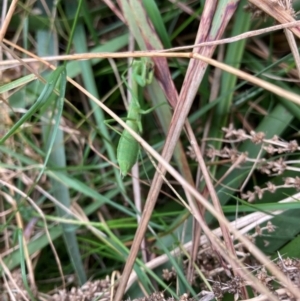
(117, 118), (140, 177)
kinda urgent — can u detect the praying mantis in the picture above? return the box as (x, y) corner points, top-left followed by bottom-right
(116, 58), (155, 177)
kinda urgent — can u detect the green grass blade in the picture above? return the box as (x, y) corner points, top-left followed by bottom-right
(0, 74), (36, 93)
(0, 66), (64, 145)
(142, 0), (172, 48)
(38, 67), (66, 183)
(208, 0), (251, 158)
(18, 229), (37, 301)
(37, 0), (87, 285)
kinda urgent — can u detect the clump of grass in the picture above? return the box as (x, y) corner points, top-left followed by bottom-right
(1, 0), (300, 301)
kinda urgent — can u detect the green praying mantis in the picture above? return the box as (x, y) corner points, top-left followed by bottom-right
(116, 58), (157, 177)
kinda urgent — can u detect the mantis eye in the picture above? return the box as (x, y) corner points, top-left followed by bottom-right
(145, 61), (154, 85)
